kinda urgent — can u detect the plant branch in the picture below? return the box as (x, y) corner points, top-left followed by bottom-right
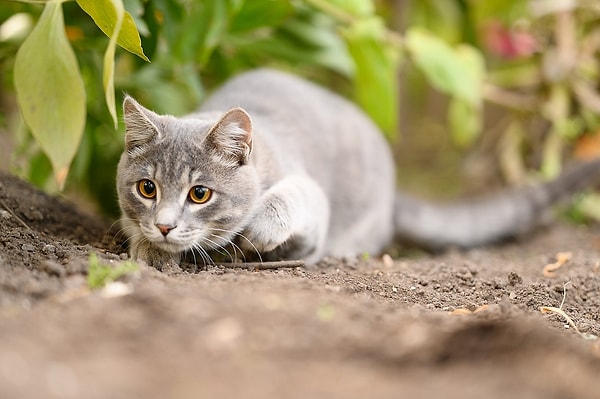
(218, 260), (305, 270)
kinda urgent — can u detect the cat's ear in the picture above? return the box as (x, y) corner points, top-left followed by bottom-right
(206, 108), (253, 166)
(122, 96), (161, 155)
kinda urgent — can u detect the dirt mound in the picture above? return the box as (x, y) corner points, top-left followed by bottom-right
(1, 172), (600, 398)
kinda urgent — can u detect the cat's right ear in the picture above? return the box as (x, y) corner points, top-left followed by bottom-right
(123, 96), (161, 156)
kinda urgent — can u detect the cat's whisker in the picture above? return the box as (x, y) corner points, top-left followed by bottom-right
(113, 230), (144, 254)
(190, 248), (198, 272)
(201, 235), (236, 264)
(190, 242), (214, 269)
(228, 240), (246, 263)
(105, 217), (141, 251)
(198, 249), (214, 268)
(237, 232), (263, 263)
(119, 228), (143, 242)
(208, 233), (246, 263)
(107, 217), (131, 232)
(114, 225), (141, 240)
(208, 228), (246, 262)
(111, 218), (143, 240)
(209, 227), (262, 262)
(190, 242), (216, 272)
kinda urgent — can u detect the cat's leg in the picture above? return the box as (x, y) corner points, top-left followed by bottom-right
(241, 174), (330, 263)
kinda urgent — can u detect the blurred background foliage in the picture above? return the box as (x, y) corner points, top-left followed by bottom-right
(1, 0), (600, 218)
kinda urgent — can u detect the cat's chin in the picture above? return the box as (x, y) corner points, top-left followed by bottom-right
(149, 240), (191, 254)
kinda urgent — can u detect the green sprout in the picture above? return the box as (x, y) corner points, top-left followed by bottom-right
(87, 252), (139, 290)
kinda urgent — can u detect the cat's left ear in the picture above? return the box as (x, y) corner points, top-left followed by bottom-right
(206, 107), (253, 166)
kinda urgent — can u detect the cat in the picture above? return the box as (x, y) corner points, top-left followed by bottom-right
(117, 68), (600, 268)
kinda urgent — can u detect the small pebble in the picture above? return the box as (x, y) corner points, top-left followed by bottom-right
(381, 253), (394, 268)
(101, 281), (134, 298)
(21, 244), (35, 252)
(507, 271), (523, 286)
(43, 244), (56, 254)
(29, 210), (43, 221)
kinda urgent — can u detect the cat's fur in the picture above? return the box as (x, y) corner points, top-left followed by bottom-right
(117, 68), (600, 268)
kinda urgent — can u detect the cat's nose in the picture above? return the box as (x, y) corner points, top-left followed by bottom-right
(156, 224), (176, 237)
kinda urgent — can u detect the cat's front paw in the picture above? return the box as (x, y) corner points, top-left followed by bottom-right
(241, 202), (293, 257)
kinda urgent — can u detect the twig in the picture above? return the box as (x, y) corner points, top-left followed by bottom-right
(482, 83), (539, 112)
(540, 281), (598, 340)
(217, 259), (305, 270)
(0, 198), (31, 230)
(559, 281), (571, 309)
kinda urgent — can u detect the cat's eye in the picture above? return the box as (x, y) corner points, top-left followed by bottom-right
(188, 185), (212, 204)
(137, 179), (157, 199)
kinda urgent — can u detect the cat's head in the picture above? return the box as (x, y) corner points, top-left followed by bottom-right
(117, 96), (260, 255)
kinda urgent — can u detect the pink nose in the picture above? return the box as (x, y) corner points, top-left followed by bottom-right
(156, 224), (176, 237)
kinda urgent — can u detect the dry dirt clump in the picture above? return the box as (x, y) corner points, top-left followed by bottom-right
(1, 170), (600, 399)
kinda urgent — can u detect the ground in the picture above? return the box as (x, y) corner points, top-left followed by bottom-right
(1, 170), (600, 399)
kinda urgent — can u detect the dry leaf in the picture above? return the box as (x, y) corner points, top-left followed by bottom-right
(449, 308), (473, 315)
(473, 304), (490, 313)
(574, 132), (600, 161)
(540, 306), (598, 340)
(543, 251), (572, 277)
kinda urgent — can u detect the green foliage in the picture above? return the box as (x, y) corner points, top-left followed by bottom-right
(4, 0), (399, 213)
(87, 252), (139, 289)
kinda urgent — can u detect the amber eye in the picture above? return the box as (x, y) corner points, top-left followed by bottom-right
(137, 179), (157, 199)
(188, 185), (212, 204)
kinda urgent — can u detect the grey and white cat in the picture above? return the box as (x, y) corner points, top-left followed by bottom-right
(117, 69), (600, 268)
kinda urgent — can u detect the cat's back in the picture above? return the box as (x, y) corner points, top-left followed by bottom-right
(199, 68), (391, 169)
(200, 69), (396, 257)
(200, 68), (343, 116)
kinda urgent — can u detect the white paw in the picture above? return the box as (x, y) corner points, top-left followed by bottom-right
(241, 201), (292, 255)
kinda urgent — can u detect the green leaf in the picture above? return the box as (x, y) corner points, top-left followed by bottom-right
(317, 0), (374, 17)
(405, 28), (484, 106)
(542, 130), (563, 179)
(575, 193), (600, 222)
(14, 2), (86, 189)
(229, 0), (294, 33)
(448, 97), (482, 147)
(470, 0), (528, 25)
(268, 12), (353, 76)
(102, 0), (124, 128)
(76, 0), (149, 62)
(173, 1), (230, 65)
(499, 120), (526, 184)
(343, 17), (399, 137)
(407, 0), (464, 44)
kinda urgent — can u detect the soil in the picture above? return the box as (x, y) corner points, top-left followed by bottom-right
(1, 170), (600, 399)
